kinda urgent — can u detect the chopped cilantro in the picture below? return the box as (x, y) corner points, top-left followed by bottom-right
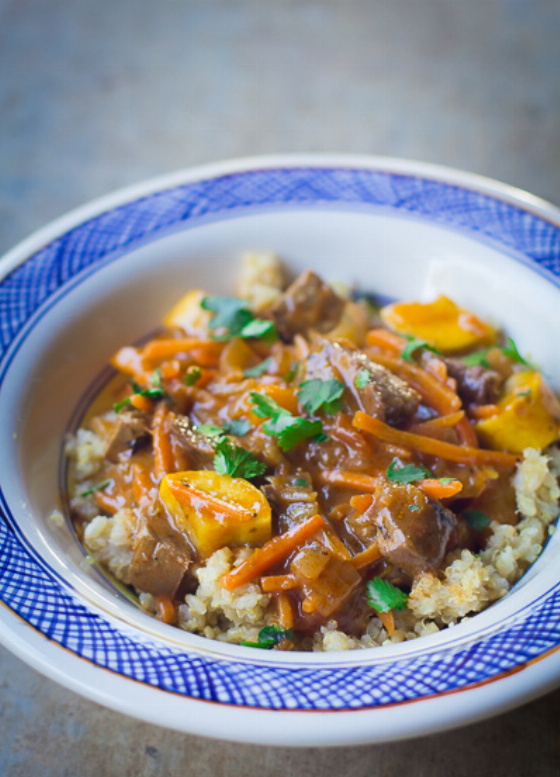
(408, 504), (420, 512)
(437, 477), (455, 485)
(201, 295), (277, 342)
(355, 369), (370, 389)
(113, 380), (166, 413)
(401, 336), (439, 362)
(249, 391), (326, 451)
(184, 366), (202, 386)
(241, 625), (294, 649)
(80, 479), (112, 498)
(502, 337), (534, 368)
(294, 477), (308, 486)
(244, 357), (273, 378)
(387, 460), (431, 484)
(196, 424), (224, 438)
(223, 418), (252, 437)
(213, 437), (266, 479)
(297, 378), (345, 416)
(285, 362), (299, 382)
(464, 509), (491, 531)
(151, 368), (163, 388)
(462, 349), (490, 368)
(366, 578), (408, 613)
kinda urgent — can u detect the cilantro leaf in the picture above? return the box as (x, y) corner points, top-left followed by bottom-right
(201, 296), (252, 335)
(184, 365), (202, 386)
(79, 479), (112, 498)
(437, 477), (456, 485)
(502, 337), (535, 368)
(240, 319), (277, 342)
(249, 391), (288, 420)
(244, 358), (273, 378)
(294, 477), (308, 486)
(463, 509), (491, 531)
(213, 438), (266, 479)
(241, 625), (294, 649)
(196, 424), (225, 438)
(400, 336), (441, 362)
(264, 413), (324, 451)
(113, 382), (166, 413)
(297, 379), (345, 416)
(462, 350), (490, 368)
(387, 460), (431, 484)
(355, 369), (370, 389)
(285, 362), (299, 382)
(366, 578), (408, 613)
(223, 418), (252, 437)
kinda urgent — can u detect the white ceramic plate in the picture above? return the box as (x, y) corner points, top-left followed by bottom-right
(2, 155), (560, 746)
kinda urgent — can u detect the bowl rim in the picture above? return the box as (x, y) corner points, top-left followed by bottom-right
(2, 153), (560, 745)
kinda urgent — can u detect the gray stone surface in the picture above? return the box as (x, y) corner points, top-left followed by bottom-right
(1, 0), (560, 773)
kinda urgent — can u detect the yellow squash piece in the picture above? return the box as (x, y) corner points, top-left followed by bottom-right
(160, 470), (272, 558)
(381, 295), (495, 353)
(163, 289), (212, 336)
(475, 370), (560, 454)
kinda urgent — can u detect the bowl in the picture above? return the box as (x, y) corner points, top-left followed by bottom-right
(2, 154), (560, 746)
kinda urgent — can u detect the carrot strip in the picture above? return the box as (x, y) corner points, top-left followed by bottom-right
(93, 489), (121, 515)
(152, 404), (176, 477)
(366, 328), (406, 353)
(276, 593), (295, 630)
(377, 610), (396, 636)
(367, 351), (461, 414)
(349, 494), (374, 513)
(351, 541), (382, 570)
(166, 478), (255, 523)
(129, 393), (154, 412)
(455, 415), (479, 447)
(319, 470), (379, 491)
(410, 410), (465, 433)
(260, 574), (298, 593)
(221, 513), (326, 590)
(155, 595), (177, 625)
(353, 411), (518, 469)
(417, 478), (463, 500)
(469, 404), (501, 420)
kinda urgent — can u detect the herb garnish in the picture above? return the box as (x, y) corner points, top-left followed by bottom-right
(213, 437), (266, 479)
(462, 350), (490, 368)
(463, 509), (491, 531)
(502, 337), (535, 368)
(401, 336), (439, 363)
(366, 578), (408, 613)
(285, 362), (299, 382)
(201, 295), (277, 342)
(241, 625), (294, 649)
(387, 460), (431, 484)
(355, 369), (370, 389)
(462, 337), (534, 370)
(244, 357), (273, 378)
(249, 391), (325, 451)
(80, 479), (112, 498)
(184, 366), (202, 386)
(294, 478), (308, 486)
(196, 419), (252, 438)
(113, 377), (166, 413)
(297, 378), (345, 416)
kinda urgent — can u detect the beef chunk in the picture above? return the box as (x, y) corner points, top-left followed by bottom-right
(444, 358), (503, 406)
(128, 508), (194, 598)
(105, 410), (150, 462)
(305, 339), (420, 426)
(170, 414), (216, 469)
(348, 479), (457, 581)
(267, 270), (345, 341)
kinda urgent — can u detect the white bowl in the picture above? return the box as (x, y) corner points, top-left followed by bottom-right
(2, 154), (560, 746)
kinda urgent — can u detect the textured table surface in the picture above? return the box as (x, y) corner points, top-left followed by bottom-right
(1, 1), (560, 774)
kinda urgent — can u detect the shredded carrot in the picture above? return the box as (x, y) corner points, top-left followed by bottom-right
(276, 593), (295, 630)
(408, 411), (466, 438)
(351, 541), (382, 570)
(165, 478), (255, 523)
(260, 574), (298, 593)
(469, 404), (501, 420)
(455, 414), (479, 447)
(319, 470), (379, 491)
(152, 404), (177, 477)
(366, 328), (406, 353)
(221, 513), (326, 590)
(141, 338), (222, 367)
(367, 351), (461, 415)
(377, 610), (395, 635)
(352, 410), (518, 469)
(417, 478), (463, 500)
(349, 494), (374, 513)
(129, 393), (154, 412)
(155, 595), (177, 625)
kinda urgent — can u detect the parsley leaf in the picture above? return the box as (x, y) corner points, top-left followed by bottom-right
(366, 578), (408, 613)
(79, 479), (112, 498)
(297, 379), (345, 416)
(502, 337), (535, 368)
(244, 357), (273, 378)
(355, 369), (370, 389)
(241, 625), (294, 649)
(387, 460), (431, 484)
(184, 365), (202, 386)
(213, 437), (266, 479)
(463, 509), (491, 531)
(249, 391), (326, 451)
